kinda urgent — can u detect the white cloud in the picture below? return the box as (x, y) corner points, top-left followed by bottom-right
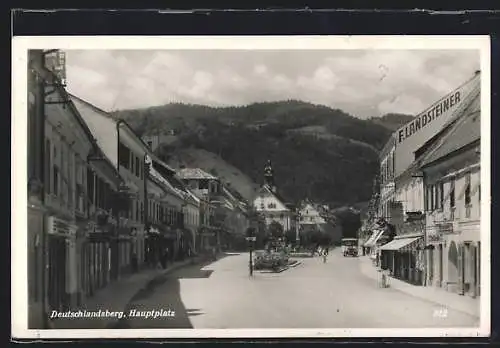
(65, 49), (480, 118)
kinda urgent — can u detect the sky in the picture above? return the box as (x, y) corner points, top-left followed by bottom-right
(65, 49), (480, 119)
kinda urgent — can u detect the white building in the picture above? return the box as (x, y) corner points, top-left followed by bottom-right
(299, 201), (327, 225)
(253, 185), (292, 232)
(420, 91), (481, 298)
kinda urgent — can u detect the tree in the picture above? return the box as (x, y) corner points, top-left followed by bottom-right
(334, 207), (362, 239)
(268, 221), (284, 239)
(284, 229), (297, 245)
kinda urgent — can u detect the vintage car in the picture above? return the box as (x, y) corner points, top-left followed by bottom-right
(341, 238), (359, 257)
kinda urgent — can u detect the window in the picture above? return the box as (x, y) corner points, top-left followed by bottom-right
(435, 182), (444, 210)
(199, 179), (209, 190)
(135, 200), (139, 222)
(118, 142), (131, 169)
(465, 174), (471, 205)
(147, 141), (153, 148)
(135, 156), (140, 177)
(87, 168), (94, 205)
(430, 185), (436, 211)
(53, 165), (59, 195)
(450, 180), (456, 208)
(45, 139), (51, 194)
(140, 202), (144, 222)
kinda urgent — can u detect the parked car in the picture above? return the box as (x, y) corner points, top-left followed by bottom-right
(341, 238), (359, 257)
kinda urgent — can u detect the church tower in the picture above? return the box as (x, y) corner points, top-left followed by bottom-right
(263, 160), (276, 192)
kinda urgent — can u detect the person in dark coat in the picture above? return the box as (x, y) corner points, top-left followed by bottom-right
(161, 247), (169, 269)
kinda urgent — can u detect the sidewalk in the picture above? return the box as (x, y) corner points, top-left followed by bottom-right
(50, 255), (205, 329)
(358, 256), (480, 318)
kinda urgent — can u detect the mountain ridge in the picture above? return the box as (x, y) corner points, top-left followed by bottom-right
(112, 100), (412, 207)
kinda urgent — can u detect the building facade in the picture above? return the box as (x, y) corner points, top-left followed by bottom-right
(378, 138), (396, 221)
(70, 95), (177, 270)
(421, 91), (481, 298)
(374, 72), (481, 287)
(177, 168), (221, 252)
(27, 50), (48, 329)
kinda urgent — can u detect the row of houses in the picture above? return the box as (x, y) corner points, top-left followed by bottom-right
(362, 71), (483, 299)
(26, 50), (251, 329)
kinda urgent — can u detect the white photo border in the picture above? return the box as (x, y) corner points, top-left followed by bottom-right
(11, 35), (491, 339)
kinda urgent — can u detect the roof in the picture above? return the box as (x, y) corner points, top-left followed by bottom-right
(69, 93), (176, 174)
(420, 93), (480, 168)
(395, 86), (480, 183)
(149, 167), (184, 199)
(260, 184), (288, 205)
(177, 168), (218, 180)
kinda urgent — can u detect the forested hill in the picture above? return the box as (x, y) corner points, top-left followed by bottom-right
(112, 100), (412, 207)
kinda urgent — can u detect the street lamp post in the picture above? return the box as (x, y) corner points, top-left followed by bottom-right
(295, 210), (301, 246)
(247, 227), (255, 276)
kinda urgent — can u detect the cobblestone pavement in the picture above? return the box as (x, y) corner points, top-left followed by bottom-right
(114, 250), (480, 329)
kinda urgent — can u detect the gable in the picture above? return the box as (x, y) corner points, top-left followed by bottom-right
(253, 193), (288, 212)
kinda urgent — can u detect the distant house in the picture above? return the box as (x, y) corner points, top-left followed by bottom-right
(253, 185), (293, 232)
(299, 201), (327, 225)
(298, 201), (342, 244)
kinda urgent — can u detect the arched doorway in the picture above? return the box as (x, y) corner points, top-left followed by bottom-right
(448, 241), (459, 289)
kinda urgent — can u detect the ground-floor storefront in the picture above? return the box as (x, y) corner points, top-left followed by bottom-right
(197, 227), (220, 253)
(380, 235), (425, 286)
(144, 226), (178, 267)
(426, 221), (480, 298)
(45, 215), (79, 312)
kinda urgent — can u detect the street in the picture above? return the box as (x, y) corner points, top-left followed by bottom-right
(113, 249), (479, 329)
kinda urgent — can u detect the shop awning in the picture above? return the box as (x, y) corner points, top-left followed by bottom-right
(364, 229), (384, 247)
(379, 236), (421, 251)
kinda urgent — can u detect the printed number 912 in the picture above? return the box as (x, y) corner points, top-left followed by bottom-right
(433, 308), (448, 318)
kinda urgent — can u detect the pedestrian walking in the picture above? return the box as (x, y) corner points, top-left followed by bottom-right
(161, 246), (169, 269)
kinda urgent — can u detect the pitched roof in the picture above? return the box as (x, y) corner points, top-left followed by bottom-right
(177, 168), (218, 180)
(149, 167), (184, 199)
(256, 184), (290, 211)
(69, 93), (176, 174)
(420, 93), (480, 168)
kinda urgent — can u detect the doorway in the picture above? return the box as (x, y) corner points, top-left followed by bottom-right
(48, 235), (68, 311)
(438, 244), (443, 287)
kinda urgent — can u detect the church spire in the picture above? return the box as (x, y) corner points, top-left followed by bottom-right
(264, 159), (276, 192)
